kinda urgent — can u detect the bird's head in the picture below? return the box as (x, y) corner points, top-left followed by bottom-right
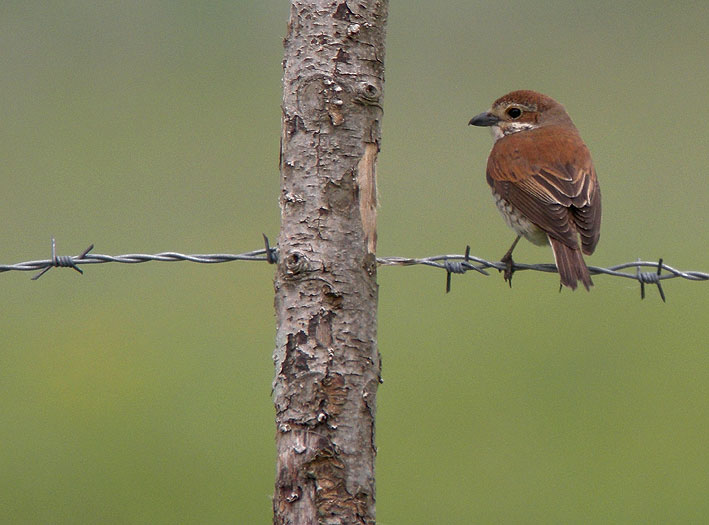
(469, 90), (574, 141)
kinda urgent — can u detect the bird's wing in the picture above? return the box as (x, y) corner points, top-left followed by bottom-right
(486, 127), (601, 254)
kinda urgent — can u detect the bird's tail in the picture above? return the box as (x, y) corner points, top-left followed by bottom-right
(549, 237), (593, 291)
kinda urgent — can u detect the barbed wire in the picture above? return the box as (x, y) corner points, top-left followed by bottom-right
(1, 237), (706, 301)
(377, 246), (707, 302)
(0, 238), (273, 281)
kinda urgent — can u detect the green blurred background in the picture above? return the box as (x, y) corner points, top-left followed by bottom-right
(1, 2), (707, 523)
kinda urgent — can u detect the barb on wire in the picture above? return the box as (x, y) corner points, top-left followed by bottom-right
(31, 238), (94, 280)
(1, 238), (706, 301)
(262, 234), (278, 264)
(636, 257), (666, 302)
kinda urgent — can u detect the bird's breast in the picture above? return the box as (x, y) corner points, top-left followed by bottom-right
(492, 191), (548, 246)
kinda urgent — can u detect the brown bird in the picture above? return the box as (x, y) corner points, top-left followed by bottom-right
(469, 90), (601, 290)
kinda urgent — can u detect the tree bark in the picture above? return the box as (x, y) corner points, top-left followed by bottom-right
(273, 1), (388, 524)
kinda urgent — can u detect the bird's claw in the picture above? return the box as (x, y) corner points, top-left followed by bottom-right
(500, 253), (515, 288)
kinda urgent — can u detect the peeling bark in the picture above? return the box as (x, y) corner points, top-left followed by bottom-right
(273, 1), (388, 524)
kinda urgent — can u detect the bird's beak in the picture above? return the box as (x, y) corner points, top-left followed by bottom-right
(468, 112), (499, 127)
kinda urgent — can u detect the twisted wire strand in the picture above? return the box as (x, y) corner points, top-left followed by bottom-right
(0, 237), (272, 280)
(0, 249), (271, 273)
(376, 254), (708, 282)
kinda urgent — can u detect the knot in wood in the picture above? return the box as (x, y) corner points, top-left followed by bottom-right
(284, 250), (310, 276)
(354, 81), (382, 107)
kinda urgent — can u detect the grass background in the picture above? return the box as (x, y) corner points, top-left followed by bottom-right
(1, 2), (707, 523)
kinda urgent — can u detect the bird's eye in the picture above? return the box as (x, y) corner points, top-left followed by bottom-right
(506, 107), (522, 119)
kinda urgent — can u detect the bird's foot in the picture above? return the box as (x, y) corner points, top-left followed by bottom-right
(500, 252), (515, 288)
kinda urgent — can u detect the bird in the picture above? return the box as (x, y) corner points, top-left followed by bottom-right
(469, 90), (601, 290)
